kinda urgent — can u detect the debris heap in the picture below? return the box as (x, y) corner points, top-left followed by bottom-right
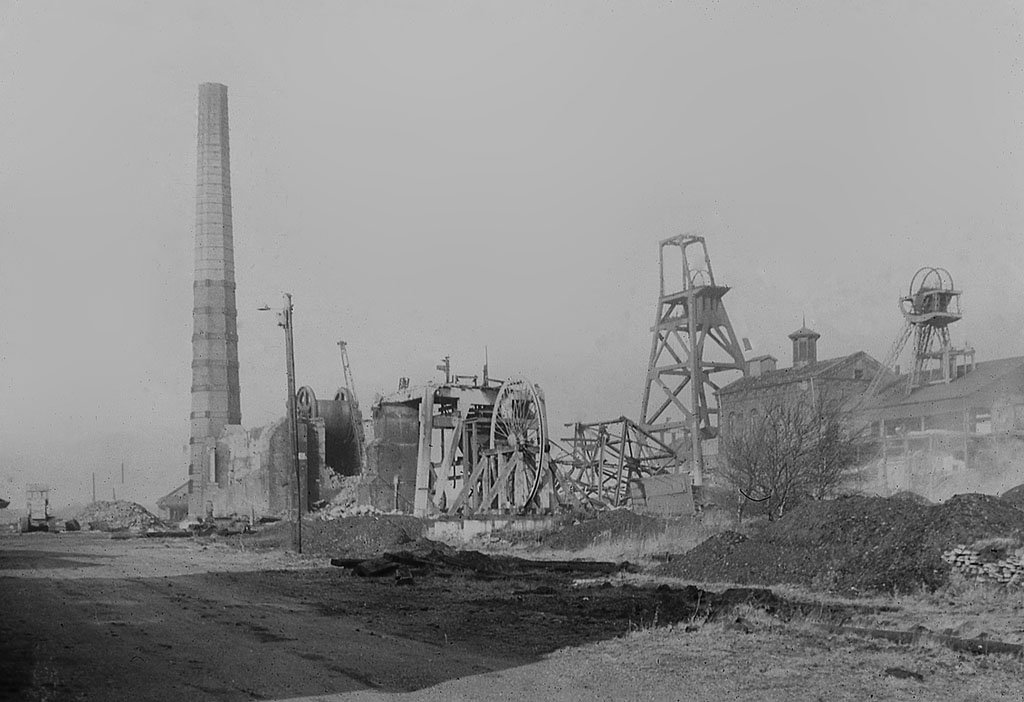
(75, 501), (165, 531)
(315, 476), (397, 520)
(656, 493), (1024, 593)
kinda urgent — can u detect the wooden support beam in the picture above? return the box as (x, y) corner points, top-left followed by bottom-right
(448, 455), (489, 515)
(477, 452), (519, 513)
(413, 388), (435, 517)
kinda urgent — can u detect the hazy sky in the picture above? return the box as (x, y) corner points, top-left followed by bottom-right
(1, 1), (1022, 505)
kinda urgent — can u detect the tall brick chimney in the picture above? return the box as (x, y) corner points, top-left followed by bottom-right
(188, 83), (241, 517)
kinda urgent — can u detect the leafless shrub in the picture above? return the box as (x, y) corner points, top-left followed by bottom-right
(722, 393), (870, 520)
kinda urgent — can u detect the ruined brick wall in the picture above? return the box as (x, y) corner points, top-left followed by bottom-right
(358, 403), (419, 512)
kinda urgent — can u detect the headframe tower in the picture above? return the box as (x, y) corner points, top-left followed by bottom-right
(639, 234), (746, 486)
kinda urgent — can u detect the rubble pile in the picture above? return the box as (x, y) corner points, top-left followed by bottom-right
(75, 501), (165, 531)
(942, 540), (1024, 586)
(655, 493), (1024, 593)
(318, 503), (397, 520)
(315, 476), (398, 520)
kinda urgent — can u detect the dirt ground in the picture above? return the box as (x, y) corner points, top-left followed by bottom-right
(2, 530), (1023, 701)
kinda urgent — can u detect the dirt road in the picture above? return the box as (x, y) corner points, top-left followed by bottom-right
(0, 532), (714, 701)
(3, 531), (1023, 702)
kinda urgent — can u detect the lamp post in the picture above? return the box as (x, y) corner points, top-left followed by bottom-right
(260, 293), (302, 553)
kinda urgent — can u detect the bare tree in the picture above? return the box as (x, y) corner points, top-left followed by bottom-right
(722, 394), (867, 520)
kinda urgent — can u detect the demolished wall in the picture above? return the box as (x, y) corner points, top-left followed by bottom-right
(357, 402), (419, 512)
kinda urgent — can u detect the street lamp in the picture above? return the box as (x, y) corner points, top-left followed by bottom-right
(259, 293), (303, 554)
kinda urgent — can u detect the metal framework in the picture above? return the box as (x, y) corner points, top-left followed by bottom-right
(549, 417), (679, 510)
(639, 234), (746, 485)
(336, 340), (358, 404)
(866, 267), (975, 397)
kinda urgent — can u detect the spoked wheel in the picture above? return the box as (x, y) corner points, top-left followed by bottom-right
(296, 386), (318, 420)
(489, 377), (548, 511)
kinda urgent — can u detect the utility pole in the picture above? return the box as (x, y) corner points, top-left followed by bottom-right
(280, 293), (302, 554)
(262, 293), (303, 554)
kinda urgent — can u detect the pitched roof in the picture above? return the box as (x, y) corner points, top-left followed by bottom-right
(788, 325), (820, 340)
(157, 482), (189, 509)
(860, 356), (1024, 415)
(719, 352), (873, 396)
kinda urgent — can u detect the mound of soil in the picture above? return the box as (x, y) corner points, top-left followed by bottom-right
(249, 514), (426, 557)
(1001, 484), (1024, 511)
(543, 509), (668, 550)
(75, 501), (165, 531)
(332, 538), (632, 579)
(655, 494), (1024, 594)
(888, 491), (933, 505)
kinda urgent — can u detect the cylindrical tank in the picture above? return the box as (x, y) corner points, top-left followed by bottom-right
(317, 393), (363, 476)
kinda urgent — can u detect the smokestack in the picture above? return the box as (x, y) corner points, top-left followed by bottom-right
(188, 83), (241, 515)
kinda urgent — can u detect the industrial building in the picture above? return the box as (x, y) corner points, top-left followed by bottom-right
(716, 268), (1024, 502)
(717, 325), (886, 437)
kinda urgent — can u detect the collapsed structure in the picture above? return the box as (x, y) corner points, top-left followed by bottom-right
(358, 372), (553, 518)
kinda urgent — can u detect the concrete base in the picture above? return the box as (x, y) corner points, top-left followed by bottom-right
(426, 515), (557, 543)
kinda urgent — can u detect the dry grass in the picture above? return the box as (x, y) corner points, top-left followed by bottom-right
(519, 510), (740, 565)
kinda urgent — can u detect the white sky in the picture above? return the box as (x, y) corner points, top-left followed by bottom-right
(1, 1), (1022, 506)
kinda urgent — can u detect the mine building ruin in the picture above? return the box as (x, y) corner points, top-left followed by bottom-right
(358, 372), (556, 520)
